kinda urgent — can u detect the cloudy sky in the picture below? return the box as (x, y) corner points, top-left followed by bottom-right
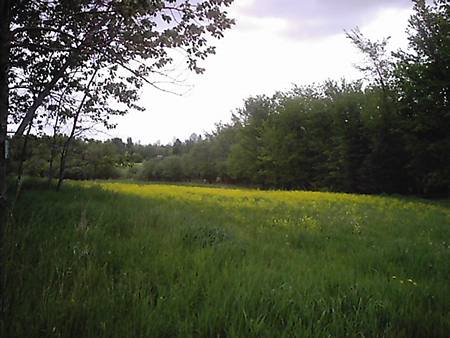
(110, 0), (414, 145)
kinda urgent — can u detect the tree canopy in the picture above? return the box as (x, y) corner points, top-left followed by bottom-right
(0, 0), (235, 201)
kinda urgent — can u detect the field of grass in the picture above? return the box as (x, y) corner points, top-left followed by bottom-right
(2, 181), (449, 337)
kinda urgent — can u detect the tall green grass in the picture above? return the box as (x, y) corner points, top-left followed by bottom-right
(2, 181), (449, 337)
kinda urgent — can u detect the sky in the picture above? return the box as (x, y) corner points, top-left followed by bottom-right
(109, 0), (414, 145)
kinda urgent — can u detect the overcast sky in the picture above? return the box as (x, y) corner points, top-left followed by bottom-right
(109, 0), (413, 145)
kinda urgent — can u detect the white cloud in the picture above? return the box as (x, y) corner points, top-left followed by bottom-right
(109, 3), (412, 145)
(237, 0), (412, 38)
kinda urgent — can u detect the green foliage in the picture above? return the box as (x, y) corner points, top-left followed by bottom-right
(228, 96), (274, 184)
(8, 0), (236, 134)
(394, 0), (450, 194)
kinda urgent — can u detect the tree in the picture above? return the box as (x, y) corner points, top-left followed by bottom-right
(395, 0), (450, 194)
(0, 0), (235, 201)
(208, 123), (238, 181)
(172, 138), (183, 155)
(227, 96), (274, 184)
(347, 26), (409, 193)
(346, 27), (393, 94)
(0, 0), (10, 210)
(56, 68), (99, 190)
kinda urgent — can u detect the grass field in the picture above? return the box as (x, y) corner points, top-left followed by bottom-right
(2, 181), (449, 337)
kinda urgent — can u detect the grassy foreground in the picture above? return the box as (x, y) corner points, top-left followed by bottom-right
(2, 181), (449, 337)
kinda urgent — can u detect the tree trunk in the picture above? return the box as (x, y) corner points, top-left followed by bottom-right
(16, 121), (33, 187)
(47, 114), (60, 185)
(56, 68), (98, 191)
(0, 0), (10, 206)
(56, 139), (70, 191)
(14, 24), (99, 138)
(0, 0), (10, 317)
(14, 55), (73, 137)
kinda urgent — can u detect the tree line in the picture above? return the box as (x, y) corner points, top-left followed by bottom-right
(5, 0), (450, 196)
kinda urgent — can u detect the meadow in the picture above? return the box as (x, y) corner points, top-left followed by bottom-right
(2, 181), (449, 337)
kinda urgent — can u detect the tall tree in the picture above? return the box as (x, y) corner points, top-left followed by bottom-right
(228, 96), (273, 184)
(0, 0), (10, 208)
(347, 26), (409, 193)
(346, 27), (393, 95)
(395, 0), (450, 194)
(0, 0), (10, 314)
